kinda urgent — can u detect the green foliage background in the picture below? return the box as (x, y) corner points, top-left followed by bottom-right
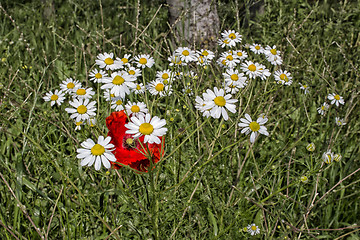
(0, 0), (359, 239)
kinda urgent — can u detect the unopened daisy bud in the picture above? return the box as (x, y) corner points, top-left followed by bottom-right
(333, 153), (342, 162)
(105, 171), (111, 175)
(306, 143), (316, 152)
(300, 176), (309, 183)
(322, 150), (333, 164)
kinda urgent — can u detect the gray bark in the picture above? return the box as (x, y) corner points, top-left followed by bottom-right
(167, 0), (220, 49)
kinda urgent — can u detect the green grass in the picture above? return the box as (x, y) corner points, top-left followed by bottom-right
(0, 0), (359, 239)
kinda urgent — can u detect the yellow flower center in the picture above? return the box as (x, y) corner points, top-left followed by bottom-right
(334, 94), (340, 100)
(139, 58), (147, 65)
(214, 96), (226, 107)
(113, 75), (125, 85)
(77, 105), (87, 114)
(229, 33), (236, 39)
(131, 105), (140, 113)
(279, 73), (288, 82)
(303, 85), (307, 88)
(155, 83), (164, 92)
(76, 89), (86, 95)
(139, 123), (154, 135)
(121, 58), (128, 63)
(270, 49), (277, 55)
(230, 74), (239, 81)
(50, 94), (58, 101)
(129, 70), (135, 75)
(76, 121), (82, 126)
(251, 226), (257, 231)
(223, 39), (229, 44)
(182, 50), (189, 56)
(136, 85), (141, 90)
(221, 59), (227, 65)
(248, 64), (256, 72)
(237, 52), (243, 56)
(321, 106), (325, 110)
(116, 100), (123, 105)
(91, 144), (105, 156)
(199, 56), (204, 63)
(202, 50), (209, 56)
(301, 176), (308, 182)
(110, 93), (115, 98)
(226, 55), (233, 61)
(67, 82), (75, 89)
(163, 79), (169, 84)
(249, 121), (260, 132)
(95, 73), (102, 79)
(255, 45), (260, 50)
(162, 73), (169, 79)
(104, 58), (114, 65)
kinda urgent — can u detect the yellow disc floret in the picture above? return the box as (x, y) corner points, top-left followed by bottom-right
(255, 45), (260, 50)
(139, 58), (147, 65)
(270, 49), (277, 55)
(131, 105), (140, 113)
(230, 74), (239, 81)
(139, 123), (154, 135)
(121, 58), (128, 63)
(214, 96), (226, 107)
(279, 73), (288, 82)
(155, 83), (164, 92)
(249, 121), (260, 132)
(229, 33), (236, 39)
(76, 89), (86, 95)
(91, 144), (105, 156)
(162, 73), (169, 79)
(77, 105), (87, 114)
(334, 95), (340, 100)
(113, 75), (125, 85)
(248, 64), (256, 72)
(182, 50), (189, 56)
(95, 73), (102, 79)
(50, 94), (58, 101)
(104, 58), (114, 65)
(67, 82), (75, 89)
(116, 100), (123, 105)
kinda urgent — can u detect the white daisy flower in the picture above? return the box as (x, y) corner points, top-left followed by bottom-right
(175, 47), (196, 63)
(71, 87), (95, 100)
(232, 50), (248, 60)
(274, 70), (292, 85)
(223, 68), (247, 87)
(125, 101), (148, 118)
(299, 83), (309, 94)
(258, 64), (271, 80)
(267, 54), (283, 65)
(132, 83), (146, 94)
(116, 53), (132, 66)
(76, 136), (116, 170)
(264, 45), (281, 59)
(196, 49), (215, 60)
(195, 95), (211, 118)
(127, 66), (142, 78)
(219, 52), (240, 69)
(247, 223), (260, 236)
(317, 102), (329, 115)
(322, 150), (333, 164)
(238, 113), (269, 143)
(148, 80), (172, 97)
(111, 98), (125, 111)
(221, 30), (242, 47)
(168, 54), (184, 66)
(101, 71), (136, 98)
(74, 120), (84, 131)
(43, 89), (65, 106)
(306, 142), (316, 152)
(333, 153), (342, 162)
(327, 93), (344, 107)
(335, 117), (346, 126)
(240, 61), (262, 79)
(65, 98), (96, 122)
(89, 69), (107, 83)
(95, 52), (122, 70)
(103, 90), (119, 102)
(182, 84), (193, 96)
(195, 55), (210, 66)
(217, 38), (233, 48)
(224, 82), (243, 94)
(156, 69), (175, 85)
(59, 78), (81, 94)
(134, 54), (155, 68)
(125, 114), (167, 144)
(250, 43), (264, 54)
(203, 87), (238, 121)
(87, 117), (96, 127)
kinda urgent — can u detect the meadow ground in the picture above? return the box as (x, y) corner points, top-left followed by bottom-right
(0, 0), (359, 239)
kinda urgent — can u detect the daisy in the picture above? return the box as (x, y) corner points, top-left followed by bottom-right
(95, 52), (122, 70)
(322, 150), (333, 164)
(71, 87), (95, 100)
(274, 70), (292, 85)
(264, 45), (281, 59)
(328, 93), (344, 107)
(148, 80), (172, 97)
(196, 49), (215, 60)
(65, 98), (96, 122)
(117, 54), (132, 66)
(196, 55), (210, 66)
(247, 223), (260, 236)
(89, 69), (107, 83)
(317, 102), (329, 116)
(132, 83), (146, 94)
(335, 117), (346, 126)
(76, 136), (116, 170)
(134, 54), (155, 68)
(111, 98), (125, 111)
(219, 52), (240, 69)
(43, 89), (65, 106)
(333, 153), (342, 162)
(103, 90), (118, 102)
(182, 84), (193, 96)
(195, 96), (211, 118)
(125, 114), (167, 144)
(258, 64), (271, 81)
(156, 69), (174, 85)
(238, 113), (269, 143)
(101, 71), (136, 98)
(224, 82), (243, 94)
(241, 61), (262, 79)
(233, 50), (248, 60)
(217, 38), (232, 48)
(203, 87), (238, 121)
(168, 54), (184, 66)
(59, 78), (81, 94)
(175, 47), (196, 63)
(74, 120), (84, 131)
(87, 117), (96, 127)
(250, 43), (263, 54)
(127, 66), (142, 78)
(223, 68), (247, 87)
(221, 30), (242, 47)
(125, 101), (148, 118)
(267, 54), (283, 65)
(299, 83), (309, 94)
(306, 142), (315, 152)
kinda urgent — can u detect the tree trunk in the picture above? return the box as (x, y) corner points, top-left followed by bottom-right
(167, 0), (220, 49)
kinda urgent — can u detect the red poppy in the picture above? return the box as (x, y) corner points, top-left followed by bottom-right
(106, 110), (164, 172)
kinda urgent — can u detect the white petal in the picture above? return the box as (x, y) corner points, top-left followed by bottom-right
(94, 157), (101, 170)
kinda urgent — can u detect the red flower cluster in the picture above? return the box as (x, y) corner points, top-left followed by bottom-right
(106, 111), (164, 172)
